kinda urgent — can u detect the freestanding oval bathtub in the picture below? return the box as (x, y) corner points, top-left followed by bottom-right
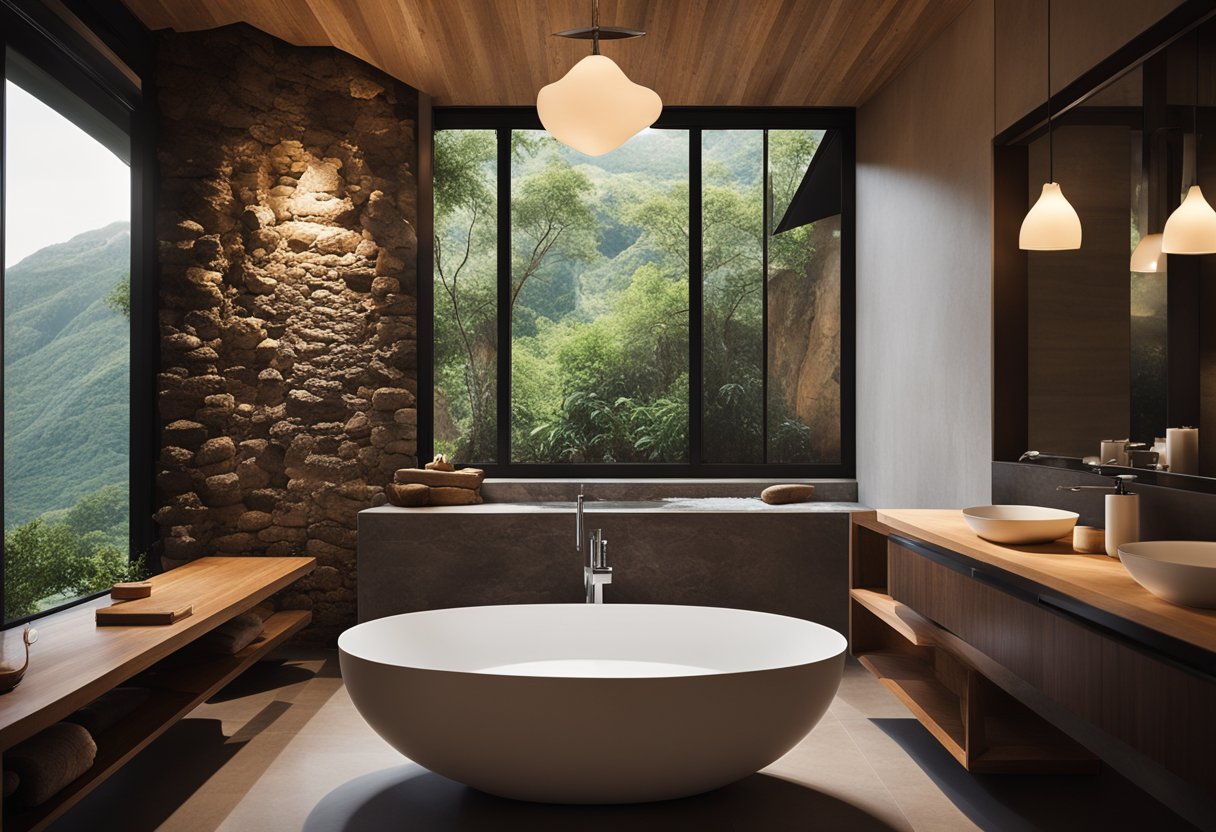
(338, 604), (846, 804)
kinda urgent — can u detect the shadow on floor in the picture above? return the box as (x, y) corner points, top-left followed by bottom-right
(871, 718), (1199, 832)
(54, 719), (244, 832)
(205, 658), (320, 702)
(302, 766), (902, 832)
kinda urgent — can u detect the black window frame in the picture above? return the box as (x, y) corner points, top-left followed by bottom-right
(1, 0), (156, 627)
(422, 106), (856, 478)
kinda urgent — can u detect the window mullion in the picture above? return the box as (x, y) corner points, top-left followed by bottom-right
(689, 128), (703, 468)
(496, 129), (512, 465)
(761, 129), (770, 464)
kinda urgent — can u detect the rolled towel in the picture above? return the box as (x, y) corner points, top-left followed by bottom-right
(195, 612), (265, 655)
(66, 687), (152, 736)
(7, 722), (97, 808)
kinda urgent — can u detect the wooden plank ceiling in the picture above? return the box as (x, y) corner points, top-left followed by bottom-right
(120, 0), (971, 106)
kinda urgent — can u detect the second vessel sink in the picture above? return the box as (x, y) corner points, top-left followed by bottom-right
(1117, 541), (1216, 609)
(962, 505), (1079, 545)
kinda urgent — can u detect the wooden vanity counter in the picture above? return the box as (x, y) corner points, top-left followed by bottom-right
(850, 511), (1216, 829)
(876, 509), (1216, 657)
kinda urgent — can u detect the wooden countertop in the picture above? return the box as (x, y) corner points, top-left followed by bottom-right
(876, 509), (1216, 655)
(0, 556), (314, 750)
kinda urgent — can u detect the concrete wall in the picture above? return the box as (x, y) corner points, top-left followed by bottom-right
(855, 0), (1188, 509)
(358, 503), (857, 634)
(856, 0), (995, 509)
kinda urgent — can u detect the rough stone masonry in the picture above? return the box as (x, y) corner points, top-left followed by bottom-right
(154, 25), (419, 642)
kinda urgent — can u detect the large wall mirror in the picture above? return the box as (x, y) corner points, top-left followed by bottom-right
(995, 11), (1216, 487)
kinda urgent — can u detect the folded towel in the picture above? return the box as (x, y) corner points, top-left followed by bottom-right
(6, 722), (96, 807)
(195, 612), (265, 655)
(66, 687), (151, 736)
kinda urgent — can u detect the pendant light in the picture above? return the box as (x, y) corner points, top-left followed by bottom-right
(1019, 0), (1082, 250)
(536, 0), (662, 156)
(1162, 35), (1216, 255)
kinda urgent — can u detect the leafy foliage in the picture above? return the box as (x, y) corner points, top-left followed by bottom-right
(433, 128), (832, 465)
(104, 276), (131, 319)
(4, 484), (140, 620)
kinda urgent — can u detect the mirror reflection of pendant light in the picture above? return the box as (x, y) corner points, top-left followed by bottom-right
(1162, 35), (1216, 255)
(536, 0), (662, 156)
(1130, 233), (1166, 272)
(1019, 0), (1082, 250)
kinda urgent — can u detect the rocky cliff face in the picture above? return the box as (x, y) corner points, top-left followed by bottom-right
(154, 25), (418, 641)
(767, 216), (842, 463)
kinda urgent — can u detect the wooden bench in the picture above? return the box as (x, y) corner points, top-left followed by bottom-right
(0, 556), (314, 831)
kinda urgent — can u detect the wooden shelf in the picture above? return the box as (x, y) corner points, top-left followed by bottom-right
(858, 650), (967, 765)
(849, 589), (936, 647)
(0, 557), (314, 753)
(4, 610), (310, 832)
(848, 515), (1098, 777)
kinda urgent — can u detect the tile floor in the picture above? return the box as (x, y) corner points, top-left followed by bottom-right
(55, 653), (1195, 831)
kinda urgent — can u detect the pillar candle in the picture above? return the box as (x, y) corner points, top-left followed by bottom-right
(1167, 427), (1199, 475)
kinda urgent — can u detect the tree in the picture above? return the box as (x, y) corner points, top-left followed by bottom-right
(433, 130), (498, 460)
(3, 486), (142, 620)
(104, 276), (131, 318)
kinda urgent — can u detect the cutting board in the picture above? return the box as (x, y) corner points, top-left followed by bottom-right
(96, 598), (194, 626)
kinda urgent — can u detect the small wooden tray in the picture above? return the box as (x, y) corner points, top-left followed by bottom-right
(96, 600), (193, 626)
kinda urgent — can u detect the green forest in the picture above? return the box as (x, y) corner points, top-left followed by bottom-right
(3, 223), (137, 619)
(434, 127), (832, 465)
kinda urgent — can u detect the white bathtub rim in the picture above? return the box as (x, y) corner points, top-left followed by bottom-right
(338, 603), (848, 680)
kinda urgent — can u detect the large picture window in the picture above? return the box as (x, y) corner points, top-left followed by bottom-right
(428, 110), (853, 476)
(2, 28), (145, 623)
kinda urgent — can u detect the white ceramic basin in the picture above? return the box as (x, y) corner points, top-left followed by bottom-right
(962, 505), (1079, 545)
(1117, 541), (1216, 609)
(339, 604), (846, 804)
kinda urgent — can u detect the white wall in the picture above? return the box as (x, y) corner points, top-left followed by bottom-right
(855, 0), (995, 508)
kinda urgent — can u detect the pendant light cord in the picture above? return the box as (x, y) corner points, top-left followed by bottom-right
(1045, 0), (1055, 183)
(1195, 33), (1200, 187)
(592, 0), (601, 55)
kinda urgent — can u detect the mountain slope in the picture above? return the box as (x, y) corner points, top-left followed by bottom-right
(4, 221), (130, 529)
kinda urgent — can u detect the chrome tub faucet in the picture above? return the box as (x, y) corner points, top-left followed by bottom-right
(577, 488), (612, 604)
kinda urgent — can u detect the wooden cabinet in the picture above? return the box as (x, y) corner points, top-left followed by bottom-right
(851, 511), (1216, 828)
(849, 514), (1093, 773)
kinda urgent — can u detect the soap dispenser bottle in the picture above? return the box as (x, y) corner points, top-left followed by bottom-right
(1103, 474), (1139, 558)
(1057, 473), (1139, 558)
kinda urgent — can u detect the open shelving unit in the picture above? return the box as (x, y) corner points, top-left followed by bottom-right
(849, 512), (1096, 774)
(0, 557), (314, 832)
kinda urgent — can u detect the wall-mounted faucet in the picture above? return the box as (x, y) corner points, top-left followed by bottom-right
(577, 487), (612, 604)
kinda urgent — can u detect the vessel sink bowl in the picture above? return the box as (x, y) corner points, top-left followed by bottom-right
(1117, 541), (1216, 609)
(962, 505), (1079, 545)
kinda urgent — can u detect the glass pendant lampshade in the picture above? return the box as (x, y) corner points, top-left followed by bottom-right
(537, 54), (662, 156)
(1130, 233), (1166, 273)
(1019, 182), (1082, 250)
(1162, 185), (1216, 255)
(1019, 1), (1081, 251)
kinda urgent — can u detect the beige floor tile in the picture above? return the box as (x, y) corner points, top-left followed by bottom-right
(50, 649), (1196, 832)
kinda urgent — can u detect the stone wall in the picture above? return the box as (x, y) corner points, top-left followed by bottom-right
(153, 25), (419, 642)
